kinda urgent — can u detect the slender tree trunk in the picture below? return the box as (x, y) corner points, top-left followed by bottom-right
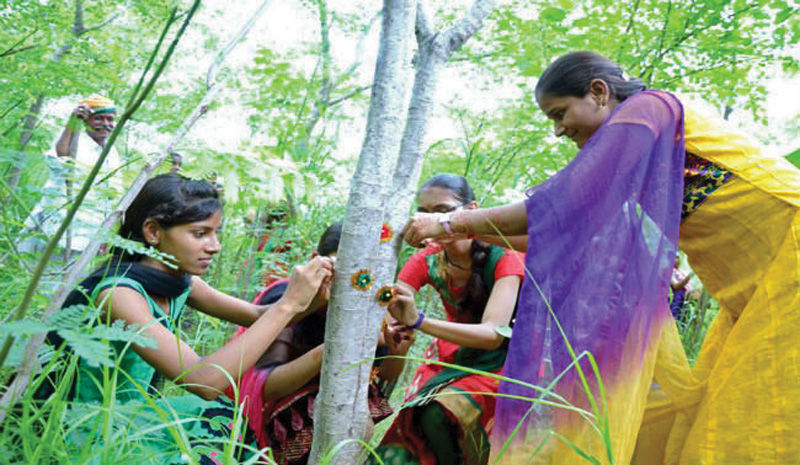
(381, 0), (494, 255)
(310, 1), (494, 463)
(309, 1), (417, 463)
(3, 95), (45, 198)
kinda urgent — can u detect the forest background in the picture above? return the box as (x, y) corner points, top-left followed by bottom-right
(0, 0), (798, 462)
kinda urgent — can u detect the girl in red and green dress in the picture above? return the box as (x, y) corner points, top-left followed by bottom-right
(376, 174), (524, 465)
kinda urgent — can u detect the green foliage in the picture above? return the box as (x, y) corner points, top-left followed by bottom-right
(483, 0), (799, 121)
(786, 146), (800, 168)
(0, 304), (156, 368)
(0, 0), (797, 462)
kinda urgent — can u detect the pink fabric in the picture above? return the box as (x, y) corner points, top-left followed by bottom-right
(222, 278), (291, 446)
(238, 366), (271, 447)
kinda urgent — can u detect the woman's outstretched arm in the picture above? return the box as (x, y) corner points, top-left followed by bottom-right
(401, 202), (527, 248)
(261, 344), (325, 401)
(98, 257), (333, 401)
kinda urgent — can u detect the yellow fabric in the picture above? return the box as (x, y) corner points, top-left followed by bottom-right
(633, 107), (800, 464)
(493, 323), (663, 465)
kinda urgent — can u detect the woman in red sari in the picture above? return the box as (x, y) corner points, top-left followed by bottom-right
(375, 174), (524, 465)
(229, 224), (413, 464)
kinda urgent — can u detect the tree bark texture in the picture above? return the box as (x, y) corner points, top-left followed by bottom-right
(309, 1), (417, 463)
(310, 1), (494, 463)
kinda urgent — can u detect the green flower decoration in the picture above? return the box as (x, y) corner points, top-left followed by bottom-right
(351, 269), (373, 291)
(376, 285), (394, 306)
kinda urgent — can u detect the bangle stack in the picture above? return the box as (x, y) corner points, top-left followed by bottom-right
(408, 312), (425, 330)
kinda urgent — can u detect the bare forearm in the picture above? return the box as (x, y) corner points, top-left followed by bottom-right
(473, 234), (528, 252)
(188, 278), (261, 327)
(419, 319), (505, 351)
(55, 122), (80, 158)
(450, 202), (527, 237)
(262, 344), (324, 401)
(184, 302), (296, 399)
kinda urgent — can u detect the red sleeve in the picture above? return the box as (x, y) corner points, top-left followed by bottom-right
(397, 250), (432, 291)
(494, 250), (525, 281)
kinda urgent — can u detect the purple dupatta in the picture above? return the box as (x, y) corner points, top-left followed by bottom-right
(494, 91), (685, 462)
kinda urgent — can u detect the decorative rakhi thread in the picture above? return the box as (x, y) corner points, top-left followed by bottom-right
(376, 285), (394, 306)
(351, 269), (373, 291)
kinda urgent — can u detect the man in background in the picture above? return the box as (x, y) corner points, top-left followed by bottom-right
(19, 95), (123, 258)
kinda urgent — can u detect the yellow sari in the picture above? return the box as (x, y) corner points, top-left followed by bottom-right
(634, 106), (800, 464)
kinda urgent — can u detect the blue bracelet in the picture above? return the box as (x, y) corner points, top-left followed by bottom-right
(408, 312), (425, 330)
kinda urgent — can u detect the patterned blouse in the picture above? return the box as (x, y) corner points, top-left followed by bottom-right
(682, 152), (733, 220)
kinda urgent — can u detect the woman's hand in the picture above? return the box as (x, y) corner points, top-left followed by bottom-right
(383, 316), (416, 355)
(401, 213), (448, 248)
(388, 283), (419, 327)
(280, 256), (335, 313)
(309, 266), (335, 311)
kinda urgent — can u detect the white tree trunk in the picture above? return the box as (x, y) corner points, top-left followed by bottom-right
(309, 1), (417, 463)
(382, 0), (496, 261)
(311, 1), (494, 463)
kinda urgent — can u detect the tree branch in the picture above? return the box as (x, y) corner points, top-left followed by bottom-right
(327, 84), (371, 107)
(72, 0), (85, 36)
(80, 11), (123, 37)
(642, 2), (759, 81)
(206, 0), (273, 87)
(415, 1), (434, 42)
(442, 0), (494, 56)
(0, 99), (25, 120)
(0, 44), (39, 58)
(0, 29), (40, 58)
(332, 11), (380, 89)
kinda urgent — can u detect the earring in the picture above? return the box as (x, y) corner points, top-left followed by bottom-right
(149, 239), (158, 246)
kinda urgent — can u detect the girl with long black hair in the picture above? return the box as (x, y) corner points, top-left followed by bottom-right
(61, 174), (332, 462)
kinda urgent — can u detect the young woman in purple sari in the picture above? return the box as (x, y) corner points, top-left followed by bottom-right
(401, 51), (800, 464)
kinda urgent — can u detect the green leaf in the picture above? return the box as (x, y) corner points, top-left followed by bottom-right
(494, 325), (513, 338)
(541, 7), (567, 22)
(786, 147), (800, 169)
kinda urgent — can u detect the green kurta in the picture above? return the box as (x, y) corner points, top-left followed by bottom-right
(70, 275), (255, 464)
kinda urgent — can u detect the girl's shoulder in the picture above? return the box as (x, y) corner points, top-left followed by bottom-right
(91, 275), (149, 301)
(493, 247), (526, 279)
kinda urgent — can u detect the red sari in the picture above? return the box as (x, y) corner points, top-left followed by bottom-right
(227, 280), (392, 464)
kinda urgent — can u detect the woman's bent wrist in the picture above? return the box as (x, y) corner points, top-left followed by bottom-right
(407, 312), (425, 330)
(267, 300), (299, 320)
